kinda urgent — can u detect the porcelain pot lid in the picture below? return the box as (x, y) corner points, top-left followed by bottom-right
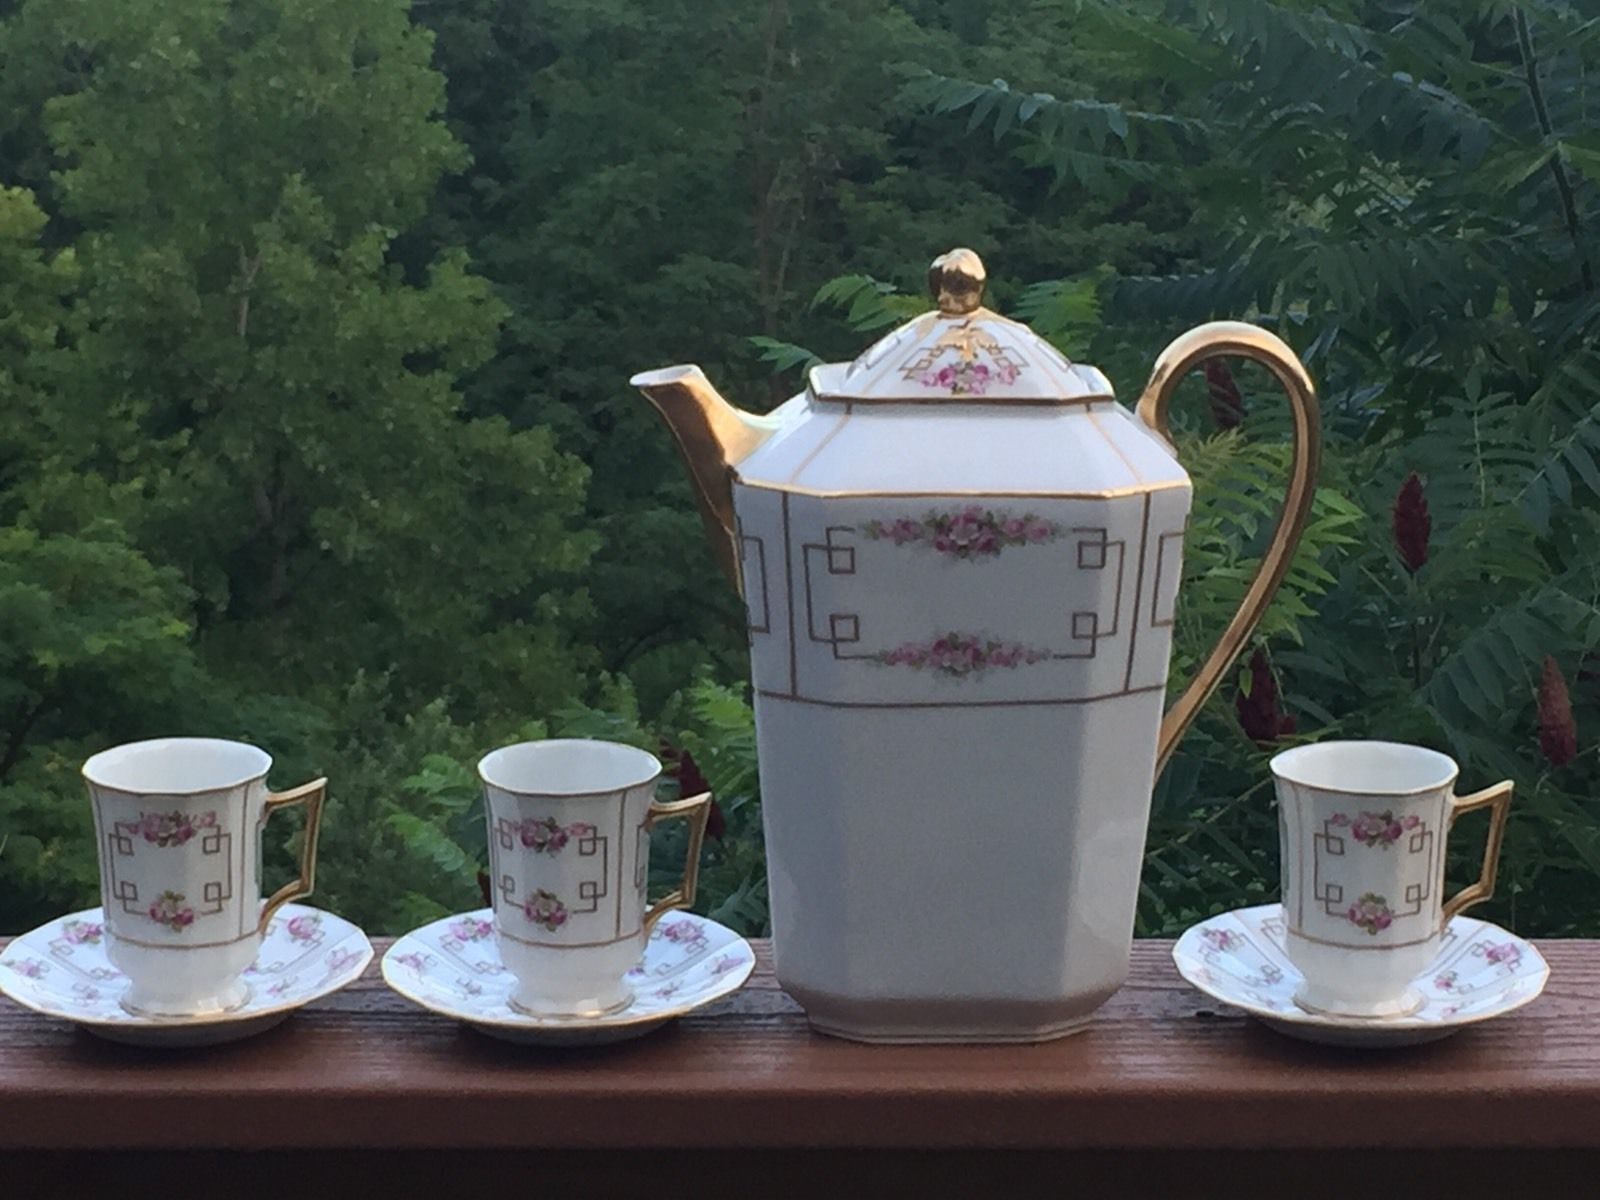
(806, 249), (1112, 406)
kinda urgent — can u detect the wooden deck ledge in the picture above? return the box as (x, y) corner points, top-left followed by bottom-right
(2, 938), (1596, 1195)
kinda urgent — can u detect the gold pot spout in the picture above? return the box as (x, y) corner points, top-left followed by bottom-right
(630, 365), (783, 593)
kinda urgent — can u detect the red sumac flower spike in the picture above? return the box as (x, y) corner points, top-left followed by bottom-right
(1393, 472), (1431, 573)
(1203, 360), (1244, 431)
(1538, 655), (1578, 768)
(1236, 648), (1296, 745)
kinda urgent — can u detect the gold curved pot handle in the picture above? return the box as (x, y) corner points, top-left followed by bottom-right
(1134, 321), (1322, 779)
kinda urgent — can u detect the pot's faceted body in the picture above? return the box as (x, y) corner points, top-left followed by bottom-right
(634, 248), (1320, 1042)
(730, 368), (1190, 1041)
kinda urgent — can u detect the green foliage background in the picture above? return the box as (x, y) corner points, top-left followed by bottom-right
(2, 0), (1598, 940)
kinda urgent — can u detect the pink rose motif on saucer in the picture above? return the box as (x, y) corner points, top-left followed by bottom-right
(5, 958), (46, 980)
(1329, 810), (1420, 848)
(61, 919), (103, 946)
(524, 889), (569, 933)
(448, 916), (493, 943)
(1198, 927), (1241, 953)
(1346, 893), (1394, 935)
(659, 918), (709, 952)
(285, 913), (322, 943)
(128, 809), (218, 848)
(147, 890), (196, 932)
(324, 947), (363, 976)
(1483, 941), (1522, 968)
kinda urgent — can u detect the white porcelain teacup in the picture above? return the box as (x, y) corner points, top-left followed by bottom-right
(1271, 740), (1512, 1018)
(82, 737), (326, 1017)
(478, 738), (712, 1018)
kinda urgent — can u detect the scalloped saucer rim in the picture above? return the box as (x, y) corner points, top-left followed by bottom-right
(381, 907), (755, 1046)
(0, 903), (374, 1046)
(1172, 902), (1549, 1048)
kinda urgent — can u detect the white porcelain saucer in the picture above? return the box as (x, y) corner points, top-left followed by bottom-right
(1173, 903), (1549, 1048)
(382, 908), (755, 1046)
(0, 903), (373, 1047)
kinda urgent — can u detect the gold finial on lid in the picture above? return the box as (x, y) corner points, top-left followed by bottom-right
(928, 248), (987, 315)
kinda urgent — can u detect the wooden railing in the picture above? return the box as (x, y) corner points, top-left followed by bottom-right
(2, 938), (1596, 1196)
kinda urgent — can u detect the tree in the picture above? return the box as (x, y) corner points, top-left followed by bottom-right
(0, 0), (597, 933)
(0, 0), (596, 721)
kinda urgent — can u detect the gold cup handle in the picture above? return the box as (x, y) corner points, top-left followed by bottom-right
(641, 790), (713, 935)
(1134, 321), (1322, 779)
(1441, 781), (1514, 925)
(257, 778), (327, 935)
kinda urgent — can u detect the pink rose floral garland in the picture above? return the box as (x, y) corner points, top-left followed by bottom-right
(862, 506), (1061, 560)
(875, 632), (1049, 679)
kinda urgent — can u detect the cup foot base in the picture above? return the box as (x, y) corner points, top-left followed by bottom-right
(1292, 985), (1425, 1020)
(119, 979), (252, 1020)
(508, 988), (635, 1021)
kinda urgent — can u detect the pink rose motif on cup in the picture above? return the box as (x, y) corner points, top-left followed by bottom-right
(448, 916), (493, 943)
(918, 360), (1020, 396)
(1483, 941), (1521, 968)
(1329, 810), (1421, 849)
(61, 920), (103, 946)
(4, 958), (46, 980)
(1198, 927), (1242, 953)
(517, 817), (595, 854)
(285, 914), (322, 943)
(125, 809), (218, 848)
(147, 890), (196, 933)
(875, 632), (1049, 679)
(1346, 893), (1394, 935)
(861, 507), (1061, 560)
(523, 889), (569, 933)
